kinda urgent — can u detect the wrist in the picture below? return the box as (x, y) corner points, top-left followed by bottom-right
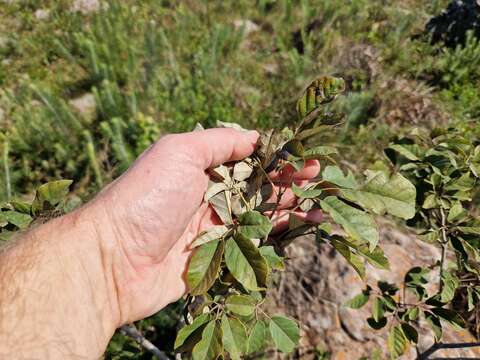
(0, 205), (119, 359)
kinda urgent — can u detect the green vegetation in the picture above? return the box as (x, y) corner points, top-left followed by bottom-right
(2, 0), (480, 358)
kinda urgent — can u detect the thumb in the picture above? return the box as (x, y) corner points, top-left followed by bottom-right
(185, 128), (259, 169)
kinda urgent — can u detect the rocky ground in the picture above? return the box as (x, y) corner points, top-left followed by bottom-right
(268, 220), (480, 359)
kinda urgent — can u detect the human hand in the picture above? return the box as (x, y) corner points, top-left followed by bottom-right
(82, 128), (322, 327)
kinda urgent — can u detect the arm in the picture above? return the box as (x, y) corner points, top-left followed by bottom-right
(0, 128), (321, 359)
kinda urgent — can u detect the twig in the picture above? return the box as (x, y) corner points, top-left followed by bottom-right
(120, 324), (169, 360)
(2, 140), (11, 201)
(417, 341), (480, 360)
(438, 208), (449, 292)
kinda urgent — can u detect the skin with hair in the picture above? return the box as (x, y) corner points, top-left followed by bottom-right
(0, 128), (321, 359)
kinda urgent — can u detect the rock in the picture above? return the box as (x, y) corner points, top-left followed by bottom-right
(425, 0), (480, 47)
(69, 93), (96, 121)
(71, 0), (100, 15)
(233, 19), (260, 36)
(34, 9), (50, 20)
(267, 220), (480, 359)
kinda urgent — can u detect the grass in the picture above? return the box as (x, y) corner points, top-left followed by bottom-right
(1, 0), (479, 357)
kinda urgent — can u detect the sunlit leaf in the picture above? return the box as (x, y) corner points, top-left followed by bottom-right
(341, 170), (416, 220)
(187, 240), (224, 295)
(221, 315), (247, 360)
(269, 315), (300, 353)
(237, 211), (272, 239)
(259, 246), (285, 270)
(387, 325), (407, 359)
(344, 288), (370, 309)
(372, 297), (384, 322)
(247, 320), (267, 355)
(322, 166), (358, 189)
(192, 320), (223, 360)
(32, 180), (73, 215)
(225, 295), (257, 316)
(175, 314), (211, 350)
(291, 183), (322, 199)
(225, 234), (268, 291)
(330, 237), (365, 278)
(191, 225), (229, 248)
(1, 210), (32, 229)
(321, 196), (379, 251)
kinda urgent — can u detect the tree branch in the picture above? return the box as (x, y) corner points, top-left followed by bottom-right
(438, 207), (449, 292)
(417, 341), (480, 360)
(120, 324), (169, 360)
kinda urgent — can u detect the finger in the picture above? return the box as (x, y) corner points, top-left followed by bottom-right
(269, 159), (321, 183)
(263, 186), (297, 210)
(269, 208), (323, 234)
(179, 128), (259, 169)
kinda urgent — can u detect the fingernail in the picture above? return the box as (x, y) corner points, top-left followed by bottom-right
(246, 130), (259, 141)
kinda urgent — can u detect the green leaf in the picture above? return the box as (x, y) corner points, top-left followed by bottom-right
(389, 143), (422, 161)
(221, 315), (247, 360)
(303, 145), (338, 160)
(321, 196), (379, 251)
(440, 271), (459, 303)
(192, 320), (223, 360)
(372, 298), (384, 322)
(225, 234), (268, 291)
(448, 202), (467, 222)
(322, 166), (358, 189)
(291, 183), (323, 199)
(401, 323), (418, 344)
(341, 170), (416, 220)
(387, 325), (407, 359)
(425, 311), (442, 341)
(187, 240), (224, 295)
(269, 315), (300, 353)
(367, 317), (387, 329)
(344, 289), (370, 309)
(282, 139), (304, 157)
(331, 237), (365, 278)
(467, 288), (475, 312)
(237, 211), (273, 239)
(431, 308), (465, 330)
(10, 200), (31, 214)
(1, 210), (32, 229)
(225, 295), (257, 316)
(247, 320), (267, 355)
(175, 314), (211, 350)
(407, 307), (419, 321)
(32, 180), (73, 214)
(259, 246), (285, 270)
(191, 225), (229, 248)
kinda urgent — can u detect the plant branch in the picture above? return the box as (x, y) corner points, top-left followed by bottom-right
(120, 324), (169, 360)
(417, 341), (480, 360)
(438, 207), (449, 292)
